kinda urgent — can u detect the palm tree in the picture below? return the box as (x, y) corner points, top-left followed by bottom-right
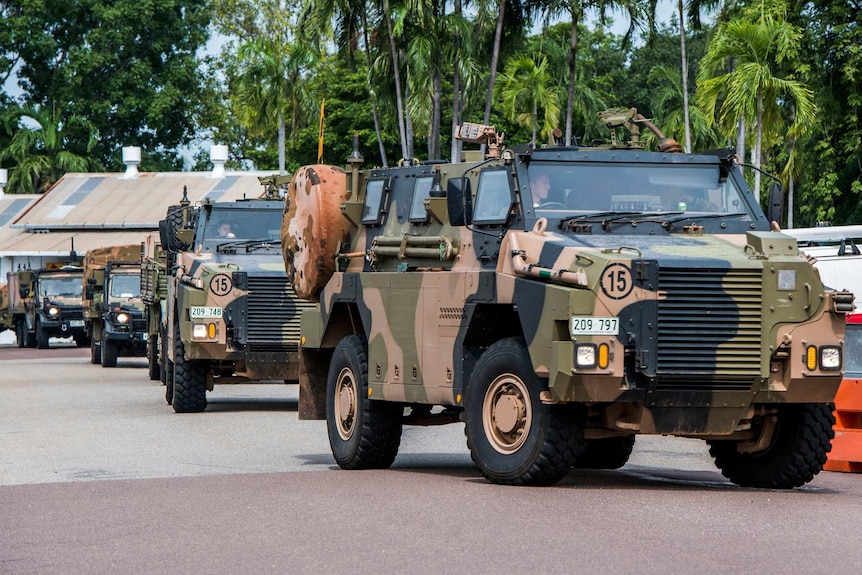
(234, 35), (314, 174)
(497, 54), (561, 146)
(648, 65), (720, 151)
(533, 0), (645, 146)
(0, 105), (101, 194)
(696, 11), (815, 199)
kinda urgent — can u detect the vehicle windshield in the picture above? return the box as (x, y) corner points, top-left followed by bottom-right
(109, 273), (141, 300)
(40, 276), (83, 299)
(201, 207), (283, 244)
(524, 161), (755, 222)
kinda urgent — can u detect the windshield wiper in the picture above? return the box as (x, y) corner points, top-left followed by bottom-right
(559, 211), (643, 229)
(660, 212), (748, 230)
(216, 239), (281, 253)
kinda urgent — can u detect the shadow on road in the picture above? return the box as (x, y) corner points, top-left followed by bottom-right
(204, 397), (299, 412)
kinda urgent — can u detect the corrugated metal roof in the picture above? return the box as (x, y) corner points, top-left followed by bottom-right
(0, 171), (279, 255)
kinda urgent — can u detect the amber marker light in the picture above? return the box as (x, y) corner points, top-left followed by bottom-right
(805, 345), (817, 371)
(598, 343), (610, 369)
(208, 323), (216, 339)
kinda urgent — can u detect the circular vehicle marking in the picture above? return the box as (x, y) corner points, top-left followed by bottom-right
(600, 263), (634, 300)
(210, 273), (233, 296)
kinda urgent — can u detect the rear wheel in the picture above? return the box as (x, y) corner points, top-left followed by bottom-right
(16, 321), (26, 348)
(171, 320), (207, 413)
(708, 403), (834, 489)
(101, 337), (118, 368)
(326, 335), (402, 469)
(147, 333), (161, 381)
(464, 337), (584, 486)
(90, 337), (101, 364)
(575, 435), (636, 469)
(36, 320), (49, 349)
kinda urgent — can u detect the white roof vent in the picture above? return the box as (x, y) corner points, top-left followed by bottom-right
(210, 144), (228, 178)
(121, 146), (141, 179)
(0, 168), (7, 196)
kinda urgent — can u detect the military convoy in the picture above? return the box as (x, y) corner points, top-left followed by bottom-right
(153, 179), (316, 412)
(6, 264), (89, 349)
(82, 245), (148, 367)
(280, 109), (853, 488)
(2, 108), (853, 490)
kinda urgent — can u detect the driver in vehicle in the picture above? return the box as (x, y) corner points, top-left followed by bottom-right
(531, 172), (551, 207)
(217, 222), (236, 238)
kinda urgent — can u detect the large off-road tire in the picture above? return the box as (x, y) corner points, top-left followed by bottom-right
(74, 334), (90, 348)
(90, 337), (101, 364)
(147, 333), (161, 381)
(574, 435), (636, 470)
(326, 335), (402, 469)
(281, 165), (350, 301)
(464, 337), (585, 486)
(101, 337), (118, 368)
(36, 320), (50, 349)
(16, 321), (26, 348)
(171, 320), (208, 413)
(707, 403), (835, 489)
(164, 205), (194, 253)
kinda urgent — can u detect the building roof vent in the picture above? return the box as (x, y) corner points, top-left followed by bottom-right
(0, 168), (7, 196)
(121, 146), (141, 179)
(210, 144), (228, 178)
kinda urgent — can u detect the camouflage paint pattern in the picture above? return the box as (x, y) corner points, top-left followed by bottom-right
(288, 133), (851, 440)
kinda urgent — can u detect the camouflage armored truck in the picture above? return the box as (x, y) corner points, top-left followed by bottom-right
(159, 179), (316, 412)
(7, 265), (88, 349)
(282, 110), (854, 488)
(82, 244), (147, 367)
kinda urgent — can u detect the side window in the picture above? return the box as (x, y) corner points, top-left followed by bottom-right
(408, 175), (435, 222)
(472, 170), (512, 225)
(361, 179), (388, 225)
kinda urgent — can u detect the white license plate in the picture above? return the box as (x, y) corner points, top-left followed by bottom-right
(69, 320), (85, 327)
(190, 306), (223, 319)
(570, 316), (619, 336)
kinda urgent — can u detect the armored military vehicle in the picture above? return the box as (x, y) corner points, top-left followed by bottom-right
(7, 265), (88, 349)
(159, 179), (316, 412)
(283, 110), (853, 488)
(82, 244), (147, 367)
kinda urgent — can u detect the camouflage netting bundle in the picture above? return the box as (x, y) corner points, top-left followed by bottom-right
(281, 165), (350, 301)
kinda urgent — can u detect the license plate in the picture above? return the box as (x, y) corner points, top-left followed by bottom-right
(190, 306), (223, 319)
(570, 316), (619, 336)
(69, 320), (85, 327)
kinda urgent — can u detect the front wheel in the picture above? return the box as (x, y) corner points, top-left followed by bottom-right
(36, 320), (49, 349)
(708, 403), (835, 489)
(171, 320), (207, 413)
(464, 337), (584, 486)
(326, 335), (402, 469)
(101, 338), (118, 368)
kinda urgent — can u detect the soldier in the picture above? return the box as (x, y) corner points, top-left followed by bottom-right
(217, 222), (236, 238)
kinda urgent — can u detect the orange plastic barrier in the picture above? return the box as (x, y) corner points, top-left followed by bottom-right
(825, 378), (862, 472)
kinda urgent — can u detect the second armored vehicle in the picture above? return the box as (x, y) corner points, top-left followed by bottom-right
(159, 181), (316, 412)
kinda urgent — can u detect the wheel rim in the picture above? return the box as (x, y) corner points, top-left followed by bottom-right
(334, 366), (358, 441)
(482, 373), (532, 454)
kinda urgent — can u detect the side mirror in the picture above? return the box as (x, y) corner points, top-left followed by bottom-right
(85, 285), (94, 300)
(87, 277), (97, 285)
(19, 286), (28, 299)
(766, 182), (784, 226)
(446, 177), (472, 226)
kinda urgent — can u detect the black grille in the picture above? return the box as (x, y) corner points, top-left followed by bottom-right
(246, 276), (316, 352)
(60, 308), (84, 321)
(655, 267), (763, 389)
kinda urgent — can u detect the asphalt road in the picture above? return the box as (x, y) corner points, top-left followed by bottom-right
(2, 343), (862, 574)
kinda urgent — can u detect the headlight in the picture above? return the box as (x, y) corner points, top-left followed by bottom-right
(116, 313), (130, 324)
(575, 344), (597, 368)
(819, 346), (842, 371)
(191, 323), (217, 341)
(48, 307), (60, 317)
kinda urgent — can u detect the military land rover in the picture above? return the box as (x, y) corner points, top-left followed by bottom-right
(7, 265), (88, 349)
(158, 179), (316, 412)
(282, 110), (853, 488)
(82, 244), (148, 367)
